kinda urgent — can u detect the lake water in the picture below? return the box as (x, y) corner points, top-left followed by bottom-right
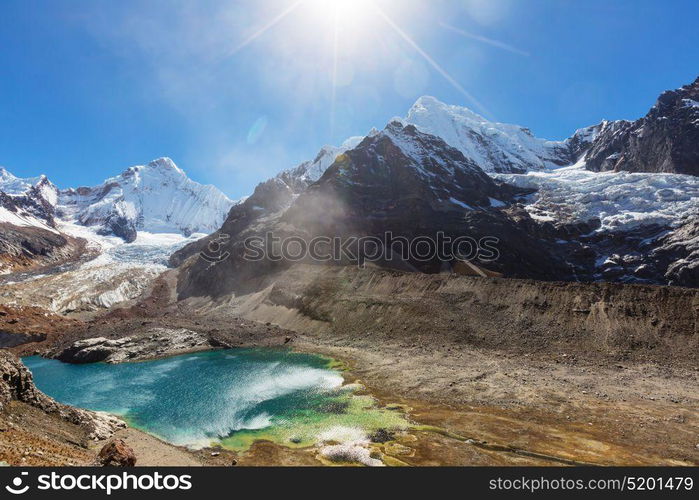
(23, 349), (407, 450)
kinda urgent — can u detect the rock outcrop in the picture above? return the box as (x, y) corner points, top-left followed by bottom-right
(53, 328), (212, 364)
(0, 350), (124, 440)
(584, 76), (699, 176)
(0, 223), (83, 274)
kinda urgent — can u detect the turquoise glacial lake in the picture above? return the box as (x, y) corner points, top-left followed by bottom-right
(23, 349), (408, 450)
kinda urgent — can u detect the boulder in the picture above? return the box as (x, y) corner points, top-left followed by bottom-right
(97, 439), (137, 467)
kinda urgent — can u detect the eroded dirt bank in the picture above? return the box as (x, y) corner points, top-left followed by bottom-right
(185, 264), (698, 364)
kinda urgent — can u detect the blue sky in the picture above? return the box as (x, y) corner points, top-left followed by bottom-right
(1, 0), (697, 199)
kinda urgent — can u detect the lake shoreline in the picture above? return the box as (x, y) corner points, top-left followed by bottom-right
(24, 347), (418, 467)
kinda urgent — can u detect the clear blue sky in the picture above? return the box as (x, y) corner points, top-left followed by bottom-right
(1, 0), (697, 199)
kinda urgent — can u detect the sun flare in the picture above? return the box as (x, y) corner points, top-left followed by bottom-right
(304, 0), (378, 33)
(312, 0), (374, 20)
(227, 0), (489, 119)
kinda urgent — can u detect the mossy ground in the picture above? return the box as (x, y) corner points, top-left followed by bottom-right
(220, 383), (410, 451)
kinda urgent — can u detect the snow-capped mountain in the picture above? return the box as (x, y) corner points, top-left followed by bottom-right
(405, 77), (699, 178)
(2, 158), (235, 243)
(0, 169), (74, 274)
(1, 158), (235, 309)
(173, 120), (569, 298)
(323, 121), (519, 211)
(174, 77), (699, 296)
(58, 157), (236, 242)
(395, 83), (699, 285)
(402, 96), (580, 173)
(0, 167), (57, 199)
(0, 168), (59, 230)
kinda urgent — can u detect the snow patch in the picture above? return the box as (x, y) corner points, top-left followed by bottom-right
(448, 197), (473, 210)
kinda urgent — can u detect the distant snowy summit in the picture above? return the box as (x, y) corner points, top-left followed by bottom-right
(0, 167), (60, 232)
(0, 158), (236, 242)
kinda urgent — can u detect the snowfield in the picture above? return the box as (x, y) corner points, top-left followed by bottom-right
(0, 222), (202, 313)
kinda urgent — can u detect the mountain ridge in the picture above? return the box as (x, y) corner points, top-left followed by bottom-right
(1, 157), (236, 243)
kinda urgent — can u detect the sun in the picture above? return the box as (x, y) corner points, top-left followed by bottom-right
(305, 0), (377, 30)
(328, 0), (373, 17)
(313, 0), (373, 15)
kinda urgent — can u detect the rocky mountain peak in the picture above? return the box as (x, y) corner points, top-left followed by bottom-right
(0, 168), (58, 228)
(146, 157), (184, 174)
(584, 75), (699, 175)
(650, 76), (699, 117)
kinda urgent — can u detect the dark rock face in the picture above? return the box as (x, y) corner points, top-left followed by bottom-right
(56, 338), (116, 363)
(585, 76), (699, 175)
(97, 439), (136, 467)
(0, 331), (47, 348)
(0, 189), (56, 228)
(651, 218), (699, 286)
(0, 223), (67, 258)
(170, 177), (299, 268)
(0, 175), (58, 228)
(100, 215), (137, 243)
